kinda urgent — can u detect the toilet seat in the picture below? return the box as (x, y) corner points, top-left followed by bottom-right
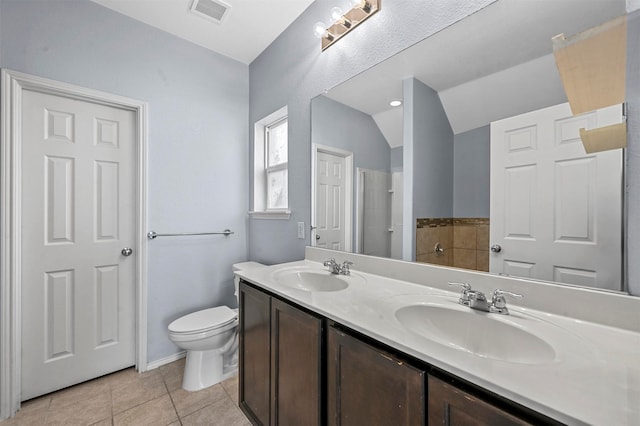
(169, 306), (237, 336)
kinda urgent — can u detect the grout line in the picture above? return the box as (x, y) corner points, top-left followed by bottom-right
(162, 371), (183, 425)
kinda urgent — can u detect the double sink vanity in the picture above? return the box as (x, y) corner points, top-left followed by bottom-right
(236, 247), (640, 425)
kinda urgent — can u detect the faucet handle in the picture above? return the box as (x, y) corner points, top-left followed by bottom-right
(448, 282), (471, 292)
(448, 282), (472, 304)
(340, 260), (354, 275)
(490, 289), (523, 314)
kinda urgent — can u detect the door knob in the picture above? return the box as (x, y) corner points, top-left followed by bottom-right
(121, 247), (133, 256)
(316, 235), (321, 240)
(490, 244), (502, 253)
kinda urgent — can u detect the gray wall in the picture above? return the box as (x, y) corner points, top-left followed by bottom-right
(410, 78), (454, 220)
(312, 95), (390, 172)
(402, 78), (454, 261)
(0, 0), (250, 362)
(390, 147), (404, 172)
(453, 126), (490, 218)
(248, 0), (497, 265)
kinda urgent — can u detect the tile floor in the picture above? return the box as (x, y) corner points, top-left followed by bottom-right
(3, 358), (250, 425)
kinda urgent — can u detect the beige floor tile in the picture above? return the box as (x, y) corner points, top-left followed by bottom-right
(221, 374), (239, 404)
(162, 370), (184, 393)
(104, 367), (160, 390)
(181, 396), (250, 426)
(158, 358), (185, 378)
(48, 378), (111, 411)
(20, 395), (52, 412)
(113, 394), (178, 426)
(111, 372), (167, 415)
(90, 419), (113, 426)
(170, 383), (228, 418)
(45, 390), (111, 426)
(3, 401), (49, 426)
(158, 359), (186, 392)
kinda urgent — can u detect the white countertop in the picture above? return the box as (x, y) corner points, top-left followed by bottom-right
(237, 258), (640, 426)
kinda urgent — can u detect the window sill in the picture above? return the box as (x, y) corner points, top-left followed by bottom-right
(249, 210), (292, 220)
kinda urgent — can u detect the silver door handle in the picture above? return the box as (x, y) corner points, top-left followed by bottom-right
(316, 235), (320, 240)
(121, 247), (133, 256)
(490, 244), (502, 253)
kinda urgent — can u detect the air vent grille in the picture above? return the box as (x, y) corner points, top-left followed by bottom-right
(191, 0), (231, 24)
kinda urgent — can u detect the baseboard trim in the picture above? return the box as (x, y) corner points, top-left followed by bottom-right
(145, 351), (186, 371)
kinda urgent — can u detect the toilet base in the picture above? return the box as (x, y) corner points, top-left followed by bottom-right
(182, 349), (237, 392)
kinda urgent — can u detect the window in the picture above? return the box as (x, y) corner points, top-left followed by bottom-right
(265, 117), (288, 209)
(252, 106), (290, 219)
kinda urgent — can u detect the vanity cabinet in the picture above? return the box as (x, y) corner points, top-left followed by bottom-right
(240, 280), (558, 426)
(428, 375), (531, 426)
(327, 325), (426, 425)
(239, 282), (271, 425)
(239, 281), (322, 426)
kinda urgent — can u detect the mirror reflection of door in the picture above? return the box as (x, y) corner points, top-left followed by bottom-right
(313, 147), (353, 251)
(490, 102), (623, 290)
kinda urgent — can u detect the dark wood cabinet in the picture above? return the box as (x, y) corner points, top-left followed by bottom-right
(239, 281), (322, 426)
(239, 282), (272, 425)
(327, 325), (426, 426)
(428, 375), (531, 426)
(240, 281), (559, 426)
(270, 298), (322, 425)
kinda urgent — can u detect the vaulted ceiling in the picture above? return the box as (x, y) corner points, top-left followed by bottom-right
(90, 0), (314, 64)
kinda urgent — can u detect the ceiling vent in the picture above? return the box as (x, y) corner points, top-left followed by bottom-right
(190, 0), (231, 24)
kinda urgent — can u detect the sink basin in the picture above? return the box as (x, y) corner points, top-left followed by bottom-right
(395, 303), (557, 364)
(272, 267), (359, 292)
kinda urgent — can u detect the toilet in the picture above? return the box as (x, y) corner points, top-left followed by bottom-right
(168, 261), (264, 391)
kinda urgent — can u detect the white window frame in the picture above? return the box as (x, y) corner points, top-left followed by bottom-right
(251, 106), (291, 219)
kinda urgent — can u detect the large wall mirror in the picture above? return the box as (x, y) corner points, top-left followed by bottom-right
(310, 0), (628, 293)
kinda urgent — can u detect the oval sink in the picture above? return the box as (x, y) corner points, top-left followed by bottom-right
(272, 267), (358, 292)
(395, 303), (556, 364)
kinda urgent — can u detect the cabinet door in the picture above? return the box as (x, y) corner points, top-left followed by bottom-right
(239, 282), (271, 426)
(328, 325), (426, 426)
(428, 375), (531, 426)
(271, 298), (323, 426)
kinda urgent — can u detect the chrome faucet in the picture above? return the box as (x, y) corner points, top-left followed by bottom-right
(448, 282), (522, 315)
(323, 258), (353, 275)
(489, 289), (523, 315)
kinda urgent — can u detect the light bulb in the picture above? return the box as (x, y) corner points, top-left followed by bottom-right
(313, 21), (327, 39)
(330, 7), (344, 22)
(389, 100), (402, 107)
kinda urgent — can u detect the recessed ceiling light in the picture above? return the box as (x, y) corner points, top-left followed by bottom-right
(389, 100), (402, 107)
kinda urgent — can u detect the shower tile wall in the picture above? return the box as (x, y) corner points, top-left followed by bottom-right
(416, 218), (489, 272)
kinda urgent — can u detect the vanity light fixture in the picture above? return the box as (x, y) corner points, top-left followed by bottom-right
(313, 0), (380, 51)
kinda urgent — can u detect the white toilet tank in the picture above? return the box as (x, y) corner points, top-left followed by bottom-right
(232, 261), (264, 302)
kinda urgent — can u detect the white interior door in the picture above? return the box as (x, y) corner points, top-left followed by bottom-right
(490, 102), (622, 290)
(315, 151), (347, 251)
(21, 89), (136, 399)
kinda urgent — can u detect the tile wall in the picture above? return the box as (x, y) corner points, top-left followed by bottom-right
(416, 218), (489, 272)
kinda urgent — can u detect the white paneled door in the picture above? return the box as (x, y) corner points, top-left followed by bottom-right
(315, 151), (347, 251)
(490, 103), (622, 290)
(21, 90), (136, 399)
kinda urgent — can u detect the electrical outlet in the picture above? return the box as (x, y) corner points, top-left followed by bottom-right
(297, 222), (305, 239)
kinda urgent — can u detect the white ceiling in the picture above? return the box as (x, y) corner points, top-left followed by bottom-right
(90, 0), (314, 64)
(324, 0), (626, 145)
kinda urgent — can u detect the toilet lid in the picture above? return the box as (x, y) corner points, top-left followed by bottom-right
(168, 306), (237, 334)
